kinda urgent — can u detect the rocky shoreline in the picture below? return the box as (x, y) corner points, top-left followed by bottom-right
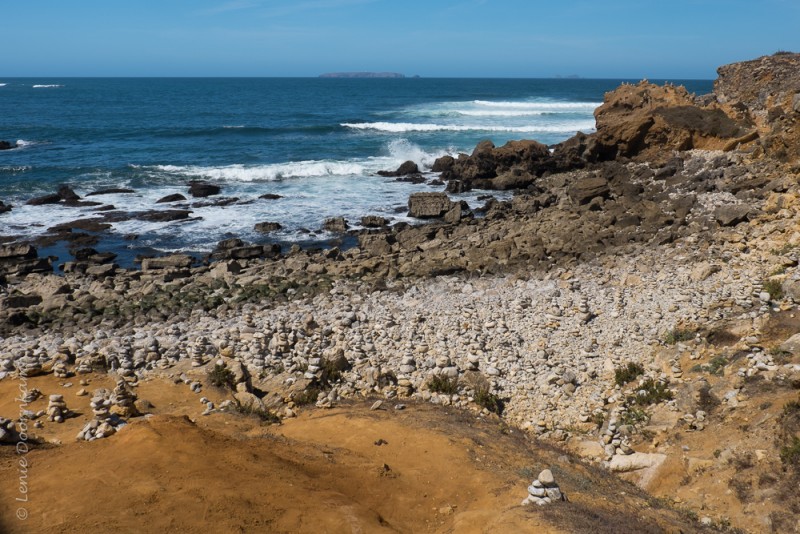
(2, 52), (800, 532)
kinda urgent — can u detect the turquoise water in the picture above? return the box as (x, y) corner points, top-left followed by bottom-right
(0, 77), (712, 263)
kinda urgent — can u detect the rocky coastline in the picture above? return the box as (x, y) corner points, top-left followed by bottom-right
(2, 53), (800, 532)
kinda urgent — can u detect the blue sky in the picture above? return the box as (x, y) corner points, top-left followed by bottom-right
(1, 0), (797, 78)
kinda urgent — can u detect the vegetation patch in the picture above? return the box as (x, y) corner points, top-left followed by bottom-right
(615, 362), (645, 386)
(233, 399), (280, 424)
(763, 279), (784, 301)
(427, 375), (460, 395)
(664, 328), (695, 345)
(627, 378), (674, 406)
(208, 364), (235, 389)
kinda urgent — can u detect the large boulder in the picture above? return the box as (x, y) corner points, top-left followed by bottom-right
(434, 140), (551, 190)
(141, 254), (193, 271)
(408, 192), (452, 218)
(254, 221), (282, 233)
(377, 160), (419, 177)
(188, 182), (221, 198)
(156, 193), (187, 204)
(0, 141), (17, 150)
(715, 52), (800, 161)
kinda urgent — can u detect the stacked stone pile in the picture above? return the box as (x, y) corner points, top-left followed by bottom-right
(46, 394), (69, 423)
(522, 469), (566, 506)
(15, 349), (42, 377)
(111, 379), (139, 418)
(0, 417), (19, 443)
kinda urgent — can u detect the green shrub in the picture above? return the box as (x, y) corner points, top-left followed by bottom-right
(234, 399), (280, 424)
(427, 375), (459, 395)
(780, 436), (800, 467)
(615, 362), (645, 386)
(293, 386), (321, 406)
(620, 407), (649, 426)
(628, 378), (674, 406)
(664, 328), (695, 345)
(209, 364), (235, 389)
(763, 279), (784, 301)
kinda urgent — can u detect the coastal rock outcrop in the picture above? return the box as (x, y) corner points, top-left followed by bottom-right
(408, 192), (452, 218)
(0, 141), (17, 150)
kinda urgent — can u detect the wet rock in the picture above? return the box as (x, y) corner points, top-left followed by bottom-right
(86, 188), (135, 196)
(259, 193), (283, 200)
(255, 221), (283, 233)
(323, 217), (349, 233)
(156, 193), (187, 204)
(0, 141), (18, 150)
(378, 160), (419, 177)
(136, 209), (192, 222)
(188, 181), (221, 198)
(408, 192), (452, 218)
(361, 215), (388, 228)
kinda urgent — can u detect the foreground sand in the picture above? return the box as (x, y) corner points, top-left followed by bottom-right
(0, 374), (712, 534)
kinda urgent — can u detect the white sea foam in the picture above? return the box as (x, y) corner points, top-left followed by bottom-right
(342, 121), (596, 133)
(32, 84), (63, 88)
(152, 161), (368, 182)
(15, 140), (34, 147)
(0, 83), (6, 87)
(222, 125), (245, 129)
(472, 100), (600, 109)
(454, 110), (547, 117)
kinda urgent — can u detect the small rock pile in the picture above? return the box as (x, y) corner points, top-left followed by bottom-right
(47, 394), (69, 423)
(0, 417), (18, 443)
(15, 349), (42, 377)
(522, 469), (565, 506)
(52, 360), (70, 379)
(111, 379), (139, 417)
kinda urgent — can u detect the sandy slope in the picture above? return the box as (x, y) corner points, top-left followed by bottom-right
(0, 374), (710, 534)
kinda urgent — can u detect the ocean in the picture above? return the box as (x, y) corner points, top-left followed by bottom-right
(0, 77), (712, 266)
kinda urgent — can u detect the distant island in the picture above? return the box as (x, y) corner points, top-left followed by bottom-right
(319, 72), (406, 78)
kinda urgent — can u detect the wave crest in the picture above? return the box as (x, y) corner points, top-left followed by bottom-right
(342, 121), (595, 134)
(32, 84), (63, 88)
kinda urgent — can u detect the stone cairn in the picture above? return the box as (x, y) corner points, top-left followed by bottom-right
(522, 469), (566, 506)
(15, 349), (42, 377)
(111, 379), (139, 418)
(22, 388), (42, 404)
(74, 352), (94, 375)
(47, 394), (69, 423)
(0, 417), (19, 444)
(77, 389), (120, 441)
(52, 360), (70, 379)
(116, 338), (135, 378)
(601, 414), (634, 459)
(191, 336), (209, 367)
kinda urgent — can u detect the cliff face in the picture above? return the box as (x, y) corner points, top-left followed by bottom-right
(715, 52), (800, 161)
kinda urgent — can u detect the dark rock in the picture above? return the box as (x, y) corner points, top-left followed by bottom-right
(254, 222), (282, 233)
(86, 188), (135, 196)
(428, 179), (445, 186)
(0, 141), (18, 150)
(0, 201), (12, 214)
(377, 160), (419, 177)
(259, 193), (283, 200)
(141, 254), (193, 271)
(72, 248), (99, 261)
(431, 155), (456, 173)
(216, 238), (244, 250)
(361, 215), (388, 228)
(0, 243), (37, 260)
(569, 176), (611, 205)
(27, 194), (62, 206)
(395, 174), (426, 184)
(445, 180), (468, 194)
(4, 294), (43, 309)
(57, 185), (80, 201)
(156, 193), (187, 204)
(188, 182), (221, 198)
(136, 210), (192, 222)
(490, 168), (536, 190)
(229, 246), (264, 260)
(323, 217), (349, 233)
(714, 205), (751, 226)
(48, 219), (112, 233)
(408, 192), (452, 218)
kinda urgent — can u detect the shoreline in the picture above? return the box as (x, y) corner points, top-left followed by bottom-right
(1, 52), (799, 533)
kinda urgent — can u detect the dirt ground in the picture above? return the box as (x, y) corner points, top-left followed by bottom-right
(0, 373), (717, 534)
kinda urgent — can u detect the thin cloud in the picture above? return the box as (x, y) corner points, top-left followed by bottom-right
(257, 0), (380, 19)
(196, 1), (261, 16)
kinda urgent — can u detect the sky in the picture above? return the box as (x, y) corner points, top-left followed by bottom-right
(1, 0), (797, 79)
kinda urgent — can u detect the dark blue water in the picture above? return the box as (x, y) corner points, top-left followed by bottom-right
(0, 77), (712, 264)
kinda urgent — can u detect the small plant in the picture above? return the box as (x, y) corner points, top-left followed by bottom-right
(208, 364), (235, 389)
(591, 411), (605, 429)
(615, 362), (645, 386)
(234, 399), (280, 424)
(620, 407), (649, 426)
(628, 378), (674, 406)
(770, 265), (787, 276)
(664, 328), (695, 345)
(763, 279), (784, 301)
(427, 375), (460, 395)
(780, 436), (800, 467)
(474, 387), (504, 415)
(769, 347), (792, 364)
(293, 386), (321, 406)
